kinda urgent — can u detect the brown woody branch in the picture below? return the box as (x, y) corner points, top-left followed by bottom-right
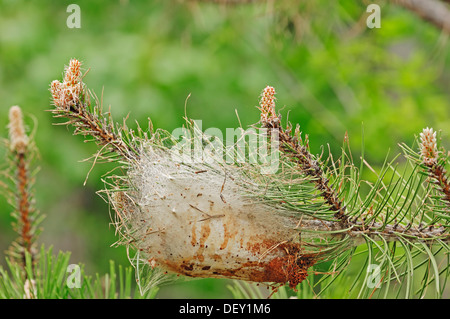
(8, 106), (36, 268)
(393, 0), (450, 34)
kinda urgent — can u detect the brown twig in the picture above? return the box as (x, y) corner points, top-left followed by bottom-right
(393, 0), (450, 34)
(50, 59), (139, 162)
(419, 127), (450, 206)
(8, 106), (36, 268)
(259, 86), (349, 226)
(16, 153), (32, 258)
(427, 163), (450, 204)
(53, 106), (133, 160)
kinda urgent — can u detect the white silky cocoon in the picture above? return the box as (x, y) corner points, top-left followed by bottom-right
(112, 146), (314, 287)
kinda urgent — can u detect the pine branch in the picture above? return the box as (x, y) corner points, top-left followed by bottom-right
(0, 246), (159, 299)
(5, 106), (40, 269)
(49, 59), (141, 163)
(1, 103), (160, 299)
(47, 59), (450, 297)
(259, 86), (349, 226)
(259, 87), (450, 245)
(418, 128), (450, 205)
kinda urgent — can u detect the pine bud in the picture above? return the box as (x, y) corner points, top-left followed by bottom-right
(419, 127), (438, 166)
(8, 106), (28, 154)
(259, 86), (277, 124)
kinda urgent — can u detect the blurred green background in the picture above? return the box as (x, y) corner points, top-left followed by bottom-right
(0, 0), (449, 298)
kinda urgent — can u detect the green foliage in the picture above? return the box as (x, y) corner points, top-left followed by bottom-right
(1, 0), (450, 298)
(0, 245), (158, 299)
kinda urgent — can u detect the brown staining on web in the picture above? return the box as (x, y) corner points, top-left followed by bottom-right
(195, 221), (211, 262)
(219, 220), (236, 251)
(160, 230), (318, 290)
(261, 251), (316, 290)
(155, 205), (320, 290)
(246, 237), (318, 290)
(190, 221), (197, 247)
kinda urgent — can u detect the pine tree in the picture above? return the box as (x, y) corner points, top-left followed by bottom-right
(0, 104), (158, 299)
(48, 59), (450, 298)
